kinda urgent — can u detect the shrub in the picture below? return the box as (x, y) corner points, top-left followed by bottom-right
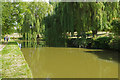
(111, 19), (120, 35)
(109, 37), (120, 52)
(91, 36), (112, 49)
(86, 38), (93, 48)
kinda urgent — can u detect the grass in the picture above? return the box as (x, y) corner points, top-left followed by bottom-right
(0, 40), (32, 78)
(0, 51), (2, 79)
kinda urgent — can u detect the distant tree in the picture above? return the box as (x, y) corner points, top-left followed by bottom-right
(2, 2), (52, 39)
(2, 2), (24, 35)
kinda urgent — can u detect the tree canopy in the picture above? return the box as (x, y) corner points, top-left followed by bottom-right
(2, 2), (52, 37)
(44, 2), (120, 46)
(1, 1), (120, 47)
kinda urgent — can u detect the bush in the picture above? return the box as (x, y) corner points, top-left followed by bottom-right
(111, 19), (120, 35)
(109, 37), (120, 51)
(85, 38), (93, 48)
(67, 38), (93, 48)
(91, 36), (112, 49)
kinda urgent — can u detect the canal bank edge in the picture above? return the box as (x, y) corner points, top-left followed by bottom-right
(1, 40), (33, 78)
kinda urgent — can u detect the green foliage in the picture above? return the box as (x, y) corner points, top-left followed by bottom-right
(109, 37), (120, 51)
(2, 2), (52, 40)
(21, 2), (52, 40)
(44, 2), (119, 47)
(2, 2), (25, 35)
(111, 19), (120, 35)
(2, 2), (15, 35)
(91, 36), (112, 49)
(2, 2), (120, 47)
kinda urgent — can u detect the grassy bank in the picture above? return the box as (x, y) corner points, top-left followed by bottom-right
(0, 40), (32, 78)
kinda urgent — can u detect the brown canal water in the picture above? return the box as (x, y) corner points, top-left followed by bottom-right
(21, 44), (119, 78)
(18, 40), (119, 78)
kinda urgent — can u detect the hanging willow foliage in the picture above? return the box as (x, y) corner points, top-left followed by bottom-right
(44, 2), (119, 47)
(21, 2), (52, 41)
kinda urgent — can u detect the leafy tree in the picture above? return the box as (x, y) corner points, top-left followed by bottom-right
(2, 2), (15, 35)
(44, 2), (120, 47)
(2, 2), (52, 40)
(111, 19), (120, 35)
(21, 2), (52, 40)
(2, 2), (24, 35)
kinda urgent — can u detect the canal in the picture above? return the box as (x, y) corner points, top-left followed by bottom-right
(19, 41), (118, 78)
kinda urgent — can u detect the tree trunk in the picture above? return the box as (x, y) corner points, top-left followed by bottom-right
(92, 30), (97, 37)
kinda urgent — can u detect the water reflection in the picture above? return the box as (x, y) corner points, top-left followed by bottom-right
(18, 40), (119, 78)
(21, 47), (118, 78)
(17, 40), (45, 48)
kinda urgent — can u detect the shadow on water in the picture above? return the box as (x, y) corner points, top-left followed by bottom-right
(19, 39), (120, 63)
(18, 40), (120, 64)
(85, 50), (119, 63)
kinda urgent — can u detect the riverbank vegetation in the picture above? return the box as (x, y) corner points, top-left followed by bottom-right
(1, 1), (120, 50)
(1, 40), (32, 78)
(46, 2), (120, 52)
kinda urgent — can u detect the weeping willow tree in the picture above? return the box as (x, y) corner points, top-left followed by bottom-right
(102, 2), (119, 32)
(45, 3), (74, 47)
(44, 2), (119, 47)
(21, 2), (52, 41)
